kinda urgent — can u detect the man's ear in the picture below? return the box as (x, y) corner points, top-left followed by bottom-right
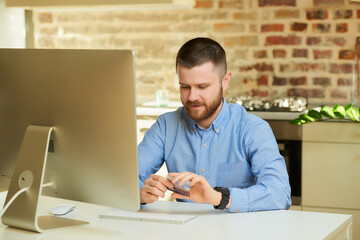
(222, 71), (232, 91)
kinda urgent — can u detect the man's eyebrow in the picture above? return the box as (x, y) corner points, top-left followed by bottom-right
(179, 81), (211, 85)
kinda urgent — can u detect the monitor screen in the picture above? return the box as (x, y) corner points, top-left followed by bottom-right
(0, 49), (140, 231)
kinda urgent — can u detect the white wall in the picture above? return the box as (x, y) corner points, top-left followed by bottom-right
(0, 0), (25, 48)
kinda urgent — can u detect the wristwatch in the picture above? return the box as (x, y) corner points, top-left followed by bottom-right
(213, 187), (230, 210)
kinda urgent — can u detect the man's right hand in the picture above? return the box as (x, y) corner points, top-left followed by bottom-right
(140, 174), (174, 204)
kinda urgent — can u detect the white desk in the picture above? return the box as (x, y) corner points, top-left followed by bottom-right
(0, 192), (353, 240)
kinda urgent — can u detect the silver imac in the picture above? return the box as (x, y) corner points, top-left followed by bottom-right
(0, 49), (140, 232)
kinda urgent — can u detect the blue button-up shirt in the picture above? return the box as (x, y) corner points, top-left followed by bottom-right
(138, 99), (291, 213)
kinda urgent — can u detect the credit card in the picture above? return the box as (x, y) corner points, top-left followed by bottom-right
(167, 175), (191, 197)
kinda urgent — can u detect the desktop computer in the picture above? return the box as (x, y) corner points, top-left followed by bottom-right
(0, 49), (140, 232)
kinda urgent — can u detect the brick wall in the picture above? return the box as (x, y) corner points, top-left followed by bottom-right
(32, 0), (360, 105)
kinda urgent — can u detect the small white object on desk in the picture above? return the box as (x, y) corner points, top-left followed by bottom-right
(50, 204), (76, 216)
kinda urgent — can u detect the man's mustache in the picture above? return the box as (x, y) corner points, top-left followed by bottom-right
(185, 101), (204, 107)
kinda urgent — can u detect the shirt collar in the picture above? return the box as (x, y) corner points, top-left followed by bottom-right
(181, 97), (230, 135)
(211, 97), (229, 135)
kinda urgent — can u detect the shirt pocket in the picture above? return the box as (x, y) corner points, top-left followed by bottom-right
(216, 161), (253, 188)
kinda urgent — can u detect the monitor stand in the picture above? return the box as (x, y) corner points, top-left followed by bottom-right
(1, 125), (88, 233)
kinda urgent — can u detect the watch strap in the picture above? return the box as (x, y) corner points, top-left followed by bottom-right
(213, 187), (230, 210)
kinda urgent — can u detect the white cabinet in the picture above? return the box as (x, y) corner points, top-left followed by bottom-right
(302, 142), (360, 209)
(302, 122), (360, 240)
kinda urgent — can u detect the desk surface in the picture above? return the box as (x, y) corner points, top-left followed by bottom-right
(0, 192), (352, 240)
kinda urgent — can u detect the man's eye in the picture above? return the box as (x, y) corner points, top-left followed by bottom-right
(180, 85), (190, 89)
(199, 86), (208, 89)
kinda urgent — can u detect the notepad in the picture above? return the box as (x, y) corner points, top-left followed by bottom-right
(100, 209), (197, 224)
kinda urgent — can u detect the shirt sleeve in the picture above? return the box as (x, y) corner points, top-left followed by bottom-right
(137, 115), (166, 190)
(228, 121), (292, 213)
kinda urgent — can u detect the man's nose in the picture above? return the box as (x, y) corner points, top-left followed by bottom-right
(188, 88), (199, 102)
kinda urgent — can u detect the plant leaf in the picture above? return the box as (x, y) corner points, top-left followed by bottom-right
(289, 118), (306, 125)
(345, 105), (360, 122)
(320, 106), (335, 118)
(307, 109), (322, 120)
(299, 114), (315, 122)
(345, 103), (353, 110)
(333, 104), (345, 118)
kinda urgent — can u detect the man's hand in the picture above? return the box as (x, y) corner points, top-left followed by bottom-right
(167, 172), (223, 206)
(140, 174), (174, 204)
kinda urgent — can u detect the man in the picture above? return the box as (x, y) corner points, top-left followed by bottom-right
(138, 37), (291, 212)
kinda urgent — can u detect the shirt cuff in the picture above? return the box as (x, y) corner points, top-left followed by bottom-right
(228, 188), (249, 213)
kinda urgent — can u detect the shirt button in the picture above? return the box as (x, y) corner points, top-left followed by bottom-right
(215, 129), (219, 133)
(203, 143), (207, 147)
(201, 169), (205, 173)
(236, 209), (240, 213)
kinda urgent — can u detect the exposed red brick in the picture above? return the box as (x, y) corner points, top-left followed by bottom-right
(314, 0), (344, 6)
(38, 12), (53, 23)
(224, 37), (235, 46)
(331, 89), (347, 99)
(336, 23), (348, 33)
(290, 77), (307, 85)
(330, 63), (353, 74)
(258, 0), (296, 7)
(292, 49), (308, 58)
(313, 77), (331, 86)
(325, 37), (346, 46)
(312, 23), (331, 33)
(313, 50), (332, 59)
(254, 50), (268, 58)
(39, 27), (58, 35)
(339, 50), (355, 60)
(287, 88), (325, 98)
(265, 36), (301, 46)
(273, 49), (286, 58)
(291, 22), (307, 32)
(257, 75), (269, 85)
(251, 89), (269, 98)
(250, 24), (257, 33)
(334, 10), (353, 19)
(219, 1), (244, 8)
(274, 10), (299, 19)
(37, 37), (54, 48)
(236, 36), (259, 46)
(338, 78), (352, 86)
(280, 63), (326, 72)
(239, 62), (274, 72)
(306, 10), (328, 20)
(306, 37), (322, 46)
(261, 24), (284, 32)
(234, 12), (258, 20)
(195, 0), (213, 8)
(213, 23), (245, 32)
(273, 77), (287, 85)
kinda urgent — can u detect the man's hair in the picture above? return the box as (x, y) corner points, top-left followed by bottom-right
(176, 37), (227, 78)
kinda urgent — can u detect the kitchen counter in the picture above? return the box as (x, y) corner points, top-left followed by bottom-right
(136, 105), (304, 121)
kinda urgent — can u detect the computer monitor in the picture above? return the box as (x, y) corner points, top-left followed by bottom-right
(0, 49), (140, 232)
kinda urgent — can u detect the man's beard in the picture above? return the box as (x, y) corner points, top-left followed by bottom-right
(183, 87), (223, 123)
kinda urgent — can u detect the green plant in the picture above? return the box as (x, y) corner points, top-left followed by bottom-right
(290, 103), (360, 125)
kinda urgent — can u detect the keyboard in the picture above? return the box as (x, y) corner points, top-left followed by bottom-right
(100, 209), (197, 224)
